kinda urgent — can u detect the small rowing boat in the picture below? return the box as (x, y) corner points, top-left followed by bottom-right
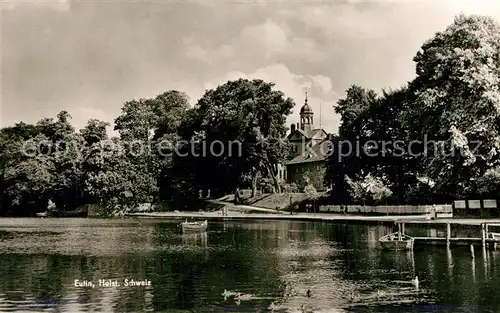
(379, 232), (414, 250)
(36, 212), (48, 217)
(180, 220), (208, 234)
(489, 232), (500, 240)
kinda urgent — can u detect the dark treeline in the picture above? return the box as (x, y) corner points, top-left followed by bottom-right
(0, 80), (294, 216)
(1, 15), (500, 216)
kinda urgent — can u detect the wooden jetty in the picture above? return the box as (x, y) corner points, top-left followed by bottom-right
(394, 221), (500, 250)
(129, 211), (500, 250)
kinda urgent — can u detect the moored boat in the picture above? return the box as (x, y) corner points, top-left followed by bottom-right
(36, 212), (48, 217)
(379, 232), (414, 250)
(489, 232), (500, 240)
(180, 220), (208, 234)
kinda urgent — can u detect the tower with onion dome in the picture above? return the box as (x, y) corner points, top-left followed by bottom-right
(299, 91), (314, 132)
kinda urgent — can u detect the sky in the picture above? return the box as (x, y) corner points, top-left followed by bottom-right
(2, 0), (500, 135)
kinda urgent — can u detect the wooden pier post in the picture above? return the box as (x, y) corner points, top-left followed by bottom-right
(485, 224), (490, 249)
(397, 222), (401, 241)
(402, 223), (405, 235)
(446, 223), (451, 247)
(470, 244), (475, 258)
(482, 223), (486, 249)
(483, 245), (488, 265)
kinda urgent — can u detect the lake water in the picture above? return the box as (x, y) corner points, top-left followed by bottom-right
(0, 218), (499, 313)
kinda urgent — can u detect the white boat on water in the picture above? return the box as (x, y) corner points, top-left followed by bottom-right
(379, 232), (414, 250)
(180, 220), (208, 234)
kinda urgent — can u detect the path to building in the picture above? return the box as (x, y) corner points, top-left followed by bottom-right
(206, 200), (282, 213)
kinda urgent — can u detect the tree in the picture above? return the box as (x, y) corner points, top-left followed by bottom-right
(325, 86), (380, 203)
(363, 174), (393, 204)
(80, 119), (109, 145)
(3, 133), (55, 214)
(345, 176), (366, 204)
(0, 90), (191, 215)
(36, 112), (84, 210)
(281, 181), (298, 194)
(0, 123), (41, 215)
(326, 15), (500, 204)
(50, 131), (85, 210)
(149, 90), (190, 140)
(304, 183), (319, 213)
(0, 113), (89, 215)
(114, 99), (155, 142)
(345, 173), (392, 205)
(111, 90), (190, 209)
(408, 14), (500, 200)
(83, 139), (158, 216)
(476, 168), (500, 197)
(179, 79), (294, 201)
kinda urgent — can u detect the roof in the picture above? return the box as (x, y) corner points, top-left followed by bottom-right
(300, 103), (313, 114)
(308, 129), (327, 138)
(287, 128), (327, 141)
(286, 138), (333, 165)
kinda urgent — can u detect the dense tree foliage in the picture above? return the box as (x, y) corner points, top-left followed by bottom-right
(325, 14), (500, 204)
(169, 79), (294, 203)
(0, 90), (191, 216)
(0, 81), (293, 215)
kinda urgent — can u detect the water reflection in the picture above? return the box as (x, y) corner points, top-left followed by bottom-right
(472, 254), (477, 283)
(447, 247), (453, 277)
(0, 218), (158, 256)
(411, 250), (416, 273)
(181, 232), (208, 247)
(483, 247), (488, 279)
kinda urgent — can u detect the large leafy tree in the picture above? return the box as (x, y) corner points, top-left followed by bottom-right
(326, 14), (500, 204)
(325, 86), (381, 203)
(79, 119), (111, 205)
(42, 112), (85, 210)
(0, 123), (38, 214)
(408, 14), (500, 200)
(176, 79), (293, 202)
(0, 112), (85, 215)
(2, 133), (54, 215)
(97, 90), (191, 210)
(83, 137), (154, 215)
(0, 89), (189, 215)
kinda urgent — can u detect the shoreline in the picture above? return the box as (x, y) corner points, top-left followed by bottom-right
(124, 211), (500, 226)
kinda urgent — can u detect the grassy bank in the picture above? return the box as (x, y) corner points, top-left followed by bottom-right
(218, 192), (326, 211)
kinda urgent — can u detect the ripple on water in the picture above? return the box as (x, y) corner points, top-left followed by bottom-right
(274, 244), (428, 313)
(276, 242), (341, 260)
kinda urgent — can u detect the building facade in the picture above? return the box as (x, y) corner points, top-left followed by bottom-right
(285, 94), (331, 191)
